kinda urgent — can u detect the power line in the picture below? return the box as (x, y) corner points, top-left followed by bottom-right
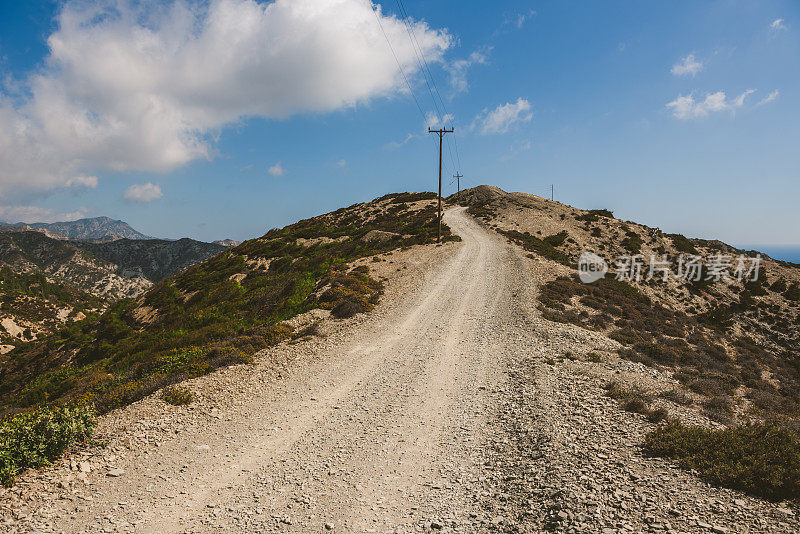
(369, 0), (444, 173)
(394, 0), (445, 118)
(370, 2), (427, 123)
(394, 0), (461, 173)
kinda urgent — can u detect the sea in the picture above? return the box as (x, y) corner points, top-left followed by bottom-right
(739, 246), (800, 265)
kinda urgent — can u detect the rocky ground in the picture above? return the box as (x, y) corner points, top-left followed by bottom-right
(1, 207), (797, 533)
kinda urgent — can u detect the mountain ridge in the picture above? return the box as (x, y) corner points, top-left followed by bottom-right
(3, 216), (152, 242)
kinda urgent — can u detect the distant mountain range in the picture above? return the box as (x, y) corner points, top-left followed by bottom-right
(3, 216), (151, 242)
(0, 225), (225, 347)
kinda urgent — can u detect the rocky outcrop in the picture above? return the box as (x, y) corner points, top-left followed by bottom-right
(213, 239), (242, 247)
(361, 230), (400, 244)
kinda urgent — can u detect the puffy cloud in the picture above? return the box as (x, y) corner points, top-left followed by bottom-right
(666, 90), (755, 120)
(770, 18), (787, 31)
(123, 182), (163, 202)
(268, 163), (287, 177)
(757, 90), (780, 106)
(472, 98), (533, 135)
(671, 54), (703, 77)
(0, 0), (451, 198)
(445, 49), (489, 93)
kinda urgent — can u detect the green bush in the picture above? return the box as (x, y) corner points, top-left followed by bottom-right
(667, 234), (699, 254)
(621, 230), (643, 254)
(500, 229), (571, 266)
(576, 209), (613, 222)
(643, 422), (800, 501)
(784, 283), (800, 302)
(0, 404), (96, 486)
(161, 386), (193, 406)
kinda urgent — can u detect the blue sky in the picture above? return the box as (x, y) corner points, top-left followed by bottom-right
(0, 1), (797, 251)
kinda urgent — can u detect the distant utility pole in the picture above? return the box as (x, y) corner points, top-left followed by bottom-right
(453, 172), (463, 194)
(551, 184), (554, 201)
(428, 127), (454, 243)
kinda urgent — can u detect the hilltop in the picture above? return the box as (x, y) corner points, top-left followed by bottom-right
(449, 184), (800, 428)
(0, 192), (451, 417)
(4, 216), (152, 242)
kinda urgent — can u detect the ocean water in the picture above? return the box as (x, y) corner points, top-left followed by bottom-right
(740, 246), (800, 264)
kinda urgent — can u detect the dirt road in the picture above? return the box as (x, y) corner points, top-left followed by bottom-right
(4, 207), (534, 532)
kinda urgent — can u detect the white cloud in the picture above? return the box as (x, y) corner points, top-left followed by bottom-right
(503, 9), (536, 29)
(516, 10), (537, 28)
(731, 89), (756, 107)
(268, 163), (287, 177)
(666, 89), (756, 119)
(123, 182), (163, 202)
(0, 205), (87, 224)
(336, 159), (347, 169)
(671, 54), (703, 77)
(757, 89), (780, 106)
(472, 98), (533, 135)
(384, 133), (416, 149)
(64, 174), (98, 189)
(0, 0), (451, 198)
(445, 49), (489, 93)
(770, 18), (787, 31)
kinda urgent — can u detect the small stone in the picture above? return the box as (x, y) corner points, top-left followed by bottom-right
(106, 467), (125, 477)
(324, 522), (334, 530)
(78, 462), (92, 473)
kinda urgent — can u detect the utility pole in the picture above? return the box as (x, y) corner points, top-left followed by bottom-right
(453, 172), (462, 194)
(551, 184), (554, 201)
(428, 127), (454, 243)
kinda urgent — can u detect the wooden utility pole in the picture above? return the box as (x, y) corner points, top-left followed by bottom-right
(454, 172), (462, 194)
(551, 184), (554, 201)
(428, 127), (454, 242)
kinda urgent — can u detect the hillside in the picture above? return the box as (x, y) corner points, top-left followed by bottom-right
(0, 192), (452, 417)
(78, 238), (225, 281)
(5, 216), (151, 242)
(0, 231), (225, 347)
(451, 186), (800, 424)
